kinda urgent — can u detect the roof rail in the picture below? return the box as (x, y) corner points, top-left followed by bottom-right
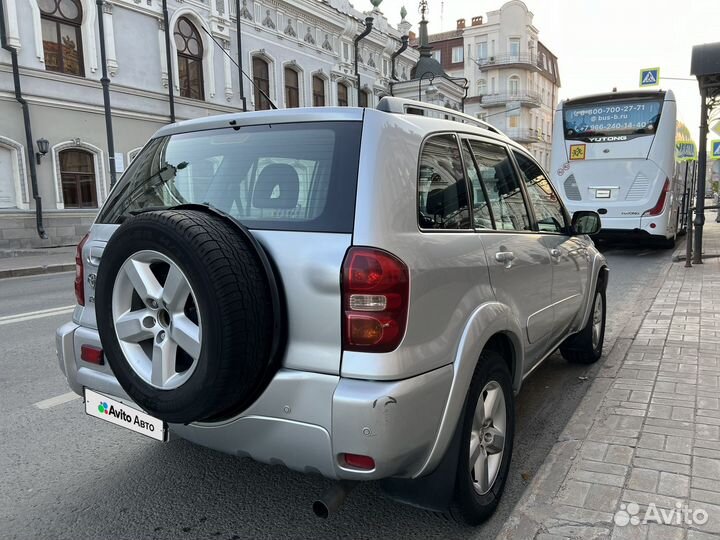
(376, 96), (505, 136)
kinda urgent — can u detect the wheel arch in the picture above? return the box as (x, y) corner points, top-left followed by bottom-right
(414, 302), (524, 479)
(380, 303), (523, 512)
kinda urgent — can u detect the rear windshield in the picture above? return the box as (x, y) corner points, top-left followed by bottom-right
(563, 98), (663, 140)
(97, 122), (362, 233)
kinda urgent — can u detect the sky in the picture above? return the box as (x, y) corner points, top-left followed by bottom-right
(378, 0), (720, 146)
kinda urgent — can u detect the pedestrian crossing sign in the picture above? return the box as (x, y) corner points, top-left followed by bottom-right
(711, 140), (720, 161)
(639, 67), (660, 87)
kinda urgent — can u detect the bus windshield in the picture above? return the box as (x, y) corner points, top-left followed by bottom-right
(563, 98), (663, 140)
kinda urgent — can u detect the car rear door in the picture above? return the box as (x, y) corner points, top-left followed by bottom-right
(512, 149), (588, 342)
(461, 137), (554, 368)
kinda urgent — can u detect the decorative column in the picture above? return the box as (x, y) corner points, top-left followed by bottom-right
(4, 0), (21, 48)
(102, 2), (118, 76)
(157, 19), (169, 89)
(223, 39), (233, 101)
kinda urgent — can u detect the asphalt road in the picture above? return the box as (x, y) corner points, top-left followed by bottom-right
(0, 243), (673, 540)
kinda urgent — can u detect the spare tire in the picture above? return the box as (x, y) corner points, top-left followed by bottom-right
(95, 209), (282, 424)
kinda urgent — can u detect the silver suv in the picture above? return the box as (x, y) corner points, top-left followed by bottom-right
(56, 98), (608, 525)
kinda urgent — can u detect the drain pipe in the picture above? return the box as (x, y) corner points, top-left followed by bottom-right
(390, 34), (408, 81)
(354, 17), (373, 105)
(0, 0), (47, 239)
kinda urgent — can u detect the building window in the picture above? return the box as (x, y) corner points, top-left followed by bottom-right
(39, 0), (84, 76)
(343, 42), (350, 61)
(284, 67), (299, 108)
(312, 76), (325, 106)
(491, 77), (496, 94)
(508, 75), (520, 97)
(509, 37), (520, 59)
(359, 89), (369, 108)
(60, 149), (97, 208)
(451, 46), (463, 63)
(508, 115), (519, 129)
(175, 17), (204, 100)
(253, 56), (271, 110)
(431, 49), (441, 62)
(477, 79), (487, 95)
(337, 83), (348, 106)
(476, 40), (487, 61)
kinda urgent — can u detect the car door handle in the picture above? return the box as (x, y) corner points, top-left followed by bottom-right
(495, 251), (515, 267)
(550, 248), (561, 258)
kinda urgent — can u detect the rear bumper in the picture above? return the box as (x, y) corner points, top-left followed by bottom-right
(56, 322), (452, 481)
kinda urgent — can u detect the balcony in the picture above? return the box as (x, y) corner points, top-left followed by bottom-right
(505, 128), (548, 144)
(473, 53), (542, 71)
(479, 91), (541, 108)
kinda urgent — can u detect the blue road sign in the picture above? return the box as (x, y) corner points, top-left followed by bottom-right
(639, 67), (660, 87)
(711, 140), (720, 161)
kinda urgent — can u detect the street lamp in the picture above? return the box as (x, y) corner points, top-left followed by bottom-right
(418, 71), (437, 101)
(35, 138), (49, 165)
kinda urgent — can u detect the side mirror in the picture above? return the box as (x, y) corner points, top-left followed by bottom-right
(571, 211), (601, 235)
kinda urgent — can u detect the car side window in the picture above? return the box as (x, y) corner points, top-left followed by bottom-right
(513, 151), (567, 234)
(461, 140), (495, 230)
(468, 140), (531, 231)
(418, 134), (471, 230)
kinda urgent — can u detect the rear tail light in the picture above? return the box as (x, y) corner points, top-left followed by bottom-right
(74, 233), (89, 306)
(341, 247), (409, 353)
(80, 345), (104, 365)
(643, 178), (670, 217)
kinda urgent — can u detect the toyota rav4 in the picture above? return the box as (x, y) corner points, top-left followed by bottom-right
(56, 97), (608, 525)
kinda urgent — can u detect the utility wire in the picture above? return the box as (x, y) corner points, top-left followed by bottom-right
(200, 25), (278, 110)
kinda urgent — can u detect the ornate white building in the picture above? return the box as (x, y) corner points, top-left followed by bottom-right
(0, 0), (418, 248)
(414, 0), (560, 170)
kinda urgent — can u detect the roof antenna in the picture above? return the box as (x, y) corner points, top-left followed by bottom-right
(199, 25), (277, 110)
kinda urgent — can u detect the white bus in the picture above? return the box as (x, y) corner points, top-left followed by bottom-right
(550, 89), (687, 247)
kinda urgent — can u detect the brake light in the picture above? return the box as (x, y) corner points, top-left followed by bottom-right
(342, 247), (409, 353)
(644, 178), (670, 217)
(74, 233), (89, 306)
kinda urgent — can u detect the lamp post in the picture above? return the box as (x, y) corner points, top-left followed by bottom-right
(418, 71), (437, 102)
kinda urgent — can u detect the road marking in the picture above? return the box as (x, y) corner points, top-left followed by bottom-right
(0, 305), (75, 326)
(34, 391), (81, 410)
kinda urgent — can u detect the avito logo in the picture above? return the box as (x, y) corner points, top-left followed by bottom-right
(97, 400), (156, 432)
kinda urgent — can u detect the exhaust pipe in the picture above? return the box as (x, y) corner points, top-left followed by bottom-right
(312, 481), (356, 519)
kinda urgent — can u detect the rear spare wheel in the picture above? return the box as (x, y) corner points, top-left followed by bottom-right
(95, 209), (282, 423)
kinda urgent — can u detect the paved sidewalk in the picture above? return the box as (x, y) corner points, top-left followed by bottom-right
(0, 247), (75, 279)
(498, 217), (720, 540)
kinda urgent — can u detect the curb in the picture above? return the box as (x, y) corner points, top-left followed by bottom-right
(0, 263), (75, 279)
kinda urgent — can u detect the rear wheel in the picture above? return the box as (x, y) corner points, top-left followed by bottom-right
(448, 350), (515, 525)
(560, 286), (606, 364)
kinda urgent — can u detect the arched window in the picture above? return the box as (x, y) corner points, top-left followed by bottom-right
(312, 76), (325, 107)
(60, 149), (97, 208)
(253, 57), (271, 111)
(337, 83), (348, 107)
(508, 75), (520, 97)
(284, 67), (300, 108)
(39, 0), (84, 76)
(175, 17), (204, 100)
(358, 89), (370, 108)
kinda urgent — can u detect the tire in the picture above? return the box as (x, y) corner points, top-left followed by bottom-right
(95, 209), (281, 424)
(560, 286), (606, 364)
(658, 234), (676, 249)
(448, 350), (515, 525)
